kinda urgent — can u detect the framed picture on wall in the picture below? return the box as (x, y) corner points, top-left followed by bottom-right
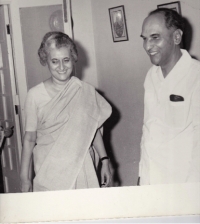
(109, 5), (128, 42)
(157, 1), (181, 14)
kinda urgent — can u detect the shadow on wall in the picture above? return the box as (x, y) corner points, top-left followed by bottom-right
(182, 16), (198, 60)
(96, 90), (121, 187)
(73, 40), (89, 80)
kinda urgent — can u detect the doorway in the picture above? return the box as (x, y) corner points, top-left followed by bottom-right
(0, 4), (22, 193)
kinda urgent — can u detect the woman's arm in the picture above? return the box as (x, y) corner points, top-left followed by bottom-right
(20, 131), (36, 192)
(93, 129), (112, 187)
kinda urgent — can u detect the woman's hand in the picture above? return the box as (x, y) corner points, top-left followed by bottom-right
(100, 160), (112, 187)
(20, 131), (36, 193)
(92, 129), (112, 187)
(20, 179), (33, 192)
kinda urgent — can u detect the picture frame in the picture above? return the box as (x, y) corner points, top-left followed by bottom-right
(157, 1), (181, 14)
(109, 5), (128, 42)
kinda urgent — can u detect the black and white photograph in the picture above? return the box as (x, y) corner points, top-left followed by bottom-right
(0, 0), (199, 223)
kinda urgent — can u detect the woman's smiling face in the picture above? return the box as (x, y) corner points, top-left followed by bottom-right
(46, 44), (73, 84)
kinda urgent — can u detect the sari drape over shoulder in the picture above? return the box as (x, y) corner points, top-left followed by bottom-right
(32, 77), (111, 191)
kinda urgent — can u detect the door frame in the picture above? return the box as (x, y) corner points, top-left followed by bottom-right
(0, 3), (23, 164)
(0, 0), (27, 141)
(0, 0), (73, 138)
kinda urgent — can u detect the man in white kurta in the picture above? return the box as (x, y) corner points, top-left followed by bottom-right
(139, 8), (200, 185)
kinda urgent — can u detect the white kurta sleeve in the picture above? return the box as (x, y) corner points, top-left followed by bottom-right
(139, 68), (156, 178)
(187, 81), (200, 182)
(24, 89), (38, 132)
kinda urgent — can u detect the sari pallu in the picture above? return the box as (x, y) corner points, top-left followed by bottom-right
(33, 77), (112, 191)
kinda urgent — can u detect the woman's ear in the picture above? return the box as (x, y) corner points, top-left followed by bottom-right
(173, 29), (183, 45)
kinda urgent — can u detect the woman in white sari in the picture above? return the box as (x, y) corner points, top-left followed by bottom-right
(20, 32), (112, 192)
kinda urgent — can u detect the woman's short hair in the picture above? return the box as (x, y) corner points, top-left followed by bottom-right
(149, 8), (185, 32)
(38, 31), (78, 66)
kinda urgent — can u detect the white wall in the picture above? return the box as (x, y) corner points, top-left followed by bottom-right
(91, 0), (150, 186)
(181, 0), (200, 59)
(71, 0), (98, 88)
(72, 0), (200, 186)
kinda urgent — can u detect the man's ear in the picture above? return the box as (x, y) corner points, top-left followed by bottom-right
(173, 29), (183, 45)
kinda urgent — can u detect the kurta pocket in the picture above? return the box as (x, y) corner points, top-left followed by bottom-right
(167, 101), (185, 128)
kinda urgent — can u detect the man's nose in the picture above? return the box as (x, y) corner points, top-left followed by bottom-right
(144, 39), (153, 51)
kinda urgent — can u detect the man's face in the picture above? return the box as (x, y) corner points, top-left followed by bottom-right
(141, 13), (176, 69)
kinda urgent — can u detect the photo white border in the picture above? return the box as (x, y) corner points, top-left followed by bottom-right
(1, 183), (199, 223)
